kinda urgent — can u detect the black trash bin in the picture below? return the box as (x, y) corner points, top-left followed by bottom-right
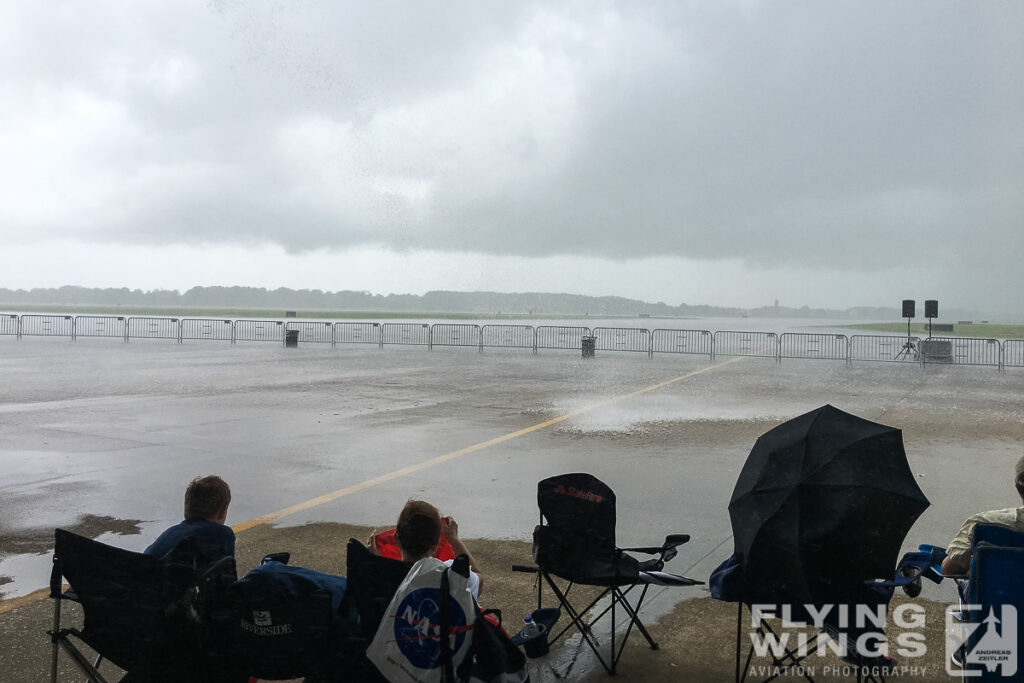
(285, 330), (299, 348)
(581, 336), (596, 358)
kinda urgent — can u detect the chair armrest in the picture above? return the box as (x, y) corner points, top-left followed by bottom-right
(619, 546), (662, 555)
(620, 533), (691, 556)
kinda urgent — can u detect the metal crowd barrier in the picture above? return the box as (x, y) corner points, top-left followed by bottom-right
(334, 322), (381, 346)
(234, 319), (285, 343)
(286, 321), (335, 345)
(713, 330), (778, 361)
(0, 313), (18, 337)
(1004, 339), (1024, 369)
(180, 318), (234, 343)
(20, 314), (74, 339)
(923, 336), (1002, 369)
(536, 326), (590, 351)
(779, 333), (849, 364)
(480, 324), (535, 352)
(849, 334), (922, 363)
(4, 311), (1024, 373)
(591, 327), (650, 355)
(430, 323), (481, 350)
(74, 316), (127, 341)
(650, 329), (714, 358)
(381, 322), (430, 347)
(128, 316), (180, 342)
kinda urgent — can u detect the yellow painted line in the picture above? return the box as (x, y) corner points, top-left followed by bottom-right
(231, 356), (743, 533)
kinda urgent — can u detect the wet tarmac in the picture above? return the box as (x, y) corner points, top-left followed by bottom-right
(1, 332), (1023, 679)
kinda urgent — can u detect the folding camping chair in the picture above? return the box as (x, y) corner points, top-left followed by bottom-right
(512, 472), (702, 674)
(48, 528), (204, 682)
(948, 524), (1024, 681)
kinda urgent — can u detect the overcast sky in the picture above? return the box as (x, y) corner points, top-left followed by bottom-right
(2, 1), (1021, 315)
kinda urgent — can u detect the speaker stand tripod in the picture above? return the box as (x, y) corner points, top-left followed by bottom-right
(895, 318), (917, 361)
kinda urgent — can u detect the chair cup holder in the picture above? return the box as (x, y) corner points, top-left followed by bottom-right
(516, 608), (560, 658)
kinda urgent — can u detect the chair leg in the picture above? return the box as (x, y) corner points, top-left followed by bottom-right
(736, 606), (819, 683)
(737, 602), (743, 683)
(542, 575), (601, 644)
(540, 575), (616, 674)
(614, 584), (658, 650)
(53, 636), (109, 683)
(51, 597), (61, 683)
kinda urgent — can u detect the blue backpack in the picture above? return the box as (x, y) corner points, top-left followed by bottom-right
(234, 560), (352, 680)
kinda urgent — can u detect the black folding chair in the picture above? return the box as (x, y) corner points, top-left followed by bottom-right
(513, 472), (702, 674)
(942, 524), (1024, 680)
(48, 528), (203, 682)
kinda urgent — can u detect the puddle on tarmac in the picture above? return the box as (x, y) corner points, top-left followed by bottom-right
(0, 514), (144, 600)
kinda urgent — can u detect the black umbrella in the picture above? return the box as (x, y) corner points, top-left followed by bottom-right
(728, 404), (929, 606)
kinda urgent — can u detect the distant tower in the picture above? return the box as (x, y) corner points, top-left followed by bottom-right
(774, 299), (779, 308)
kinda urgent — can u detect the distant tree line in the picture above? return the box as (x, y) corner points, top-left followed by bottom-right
(0, 285), (916, 319)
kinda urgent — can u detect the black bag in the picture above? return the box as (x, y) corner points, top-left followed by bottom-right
(456, 607), (529, 683)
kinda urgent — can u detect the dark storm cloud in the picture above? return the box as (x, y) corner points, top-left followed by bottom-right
(3, 0), (1021, 274)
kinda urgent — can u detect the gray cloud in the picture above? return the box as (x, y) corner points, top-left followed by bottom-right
(2, 1), (1021, 278)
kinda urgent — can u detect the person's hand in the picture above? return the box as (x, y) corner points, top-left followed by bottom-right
(366, 529), (381, 555)
(441, 516), (460, 541)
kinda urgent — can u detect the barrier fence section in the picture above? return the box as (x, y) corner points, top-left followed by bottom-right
(128, 317), (180, 341)
(592, 327), (650, 355)
(536, 326), (591, 351)
(235, 319), (285, 344)
(286, 321), (334, 345)
(334, 322), (381, 346)
(74, 316), (127, 341)
(480, 324), (535, 352)
(20, 314), (74, 339)
(6, 309), (1023, 373)
(180, 318), (234, 343)
(0, 314), (17, 337)
(849, 335), (922, 363)
(1004, 340), (1024, 369)
(713, 331), (778, 360)
(923, 336), (1002, 369)
(779, 333), (849, 364)
(381, 323), (430, 347)
(430, 324), (480, 350)
(650, 329), (713, 358)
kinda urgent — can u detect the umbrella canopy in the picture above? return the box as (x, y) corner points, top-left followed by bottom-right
(728, 404), (929, 605)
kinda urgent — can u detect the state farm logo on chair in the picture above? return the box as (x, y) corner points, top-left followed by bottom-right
(946, 605), (1018, 678)
(551, 483), (604, 503)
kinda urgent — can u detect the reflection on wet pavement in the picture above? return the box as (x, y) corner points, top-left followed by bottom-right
(0, 514), (143, 598)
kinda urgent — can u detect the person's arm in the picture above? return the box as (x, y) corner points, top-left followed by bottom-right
(442, 516), (484, 595)
(941, 553), (970, 576)
(941, 518), (977, 576)
(365, 529), (381, 555)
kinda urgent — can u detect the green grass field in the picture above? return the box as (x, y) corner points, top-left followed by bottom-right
(843, 322), (1024, 339)
(0, 303), (624, 321)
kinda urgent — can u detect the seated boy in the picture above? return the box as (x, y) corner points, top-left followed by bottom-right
(368, 500), (484, 598)
(145, 475), (235, 570)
